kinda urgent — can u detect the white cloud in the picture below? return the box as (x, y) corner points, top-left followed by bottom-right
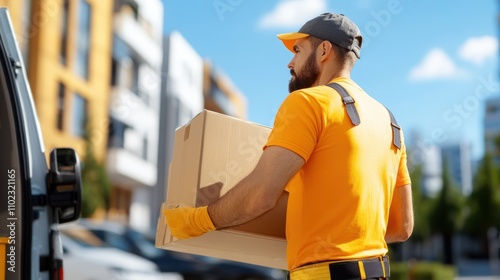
(409, 48), (467, 81)
(258, 0), (326, 29)
(458, 36), (498, 65)
(356, 0), (373, 9)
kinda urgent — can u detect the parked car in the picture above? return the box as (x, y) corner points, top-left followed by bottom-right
(70, 219), (212, 280)
(60, 226), (182, 280)
(78, 219), (287, 280)
(0, 8), (83, 279)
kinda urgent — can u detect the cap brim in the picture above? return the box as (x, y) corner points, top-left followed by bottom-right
(277, 32), (310, 53)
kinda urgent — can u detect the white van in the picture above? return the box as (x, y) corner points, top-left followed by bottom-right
(0, 8), (83, 280)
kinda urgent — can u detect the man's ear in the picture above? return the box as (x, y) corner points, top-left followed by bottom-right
(319, 41), (332, 61)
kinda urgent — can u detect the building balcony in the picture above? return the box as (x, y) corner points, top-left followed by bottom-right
(114, 13), (162, 69)
(107, 147), (157, 188)
(109, 86), (158, 131)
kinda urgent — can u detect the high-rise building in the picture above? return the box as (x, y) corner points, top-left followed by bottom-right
(421, 144), (443, 197)
(484, 96), (500, 164)
(441, 142), (473, 196)
(107, 0), (163, 230)
(407, 131), (443, 197)
(408, 131), (473, 196)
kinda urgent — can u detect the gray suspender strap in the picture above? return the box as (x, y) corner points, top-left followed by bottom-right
(326, 82), (401, 149)
(386, 109), (401, 149)
(327, 83), (360, 126)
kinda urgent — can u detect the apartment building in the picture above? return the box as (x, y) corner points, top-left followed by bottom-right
(203, 59), (247, 120)
(0, 0), (113, 164)
(151, 31), (249, 231)
(107, 0), (163, 230)
(151, 31), (204, 229)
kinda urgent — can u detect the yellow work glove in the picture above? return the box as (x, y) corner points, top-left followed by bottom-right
(164, 206), (216, 239)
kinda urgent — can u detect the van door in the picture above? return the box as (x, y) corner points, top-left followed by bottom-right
(0, 8), (82, 280)
(0, 7), (52, 280)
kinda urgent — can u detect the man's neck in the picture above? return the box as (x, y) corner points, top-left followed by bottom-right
(315, 69), (351, 86)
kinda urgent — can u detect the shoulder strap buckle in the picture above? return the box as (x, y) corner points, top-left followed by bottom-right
(387, 109), (402, 149)
(326, 83), (360, 126)
(326, 82), (401, 150)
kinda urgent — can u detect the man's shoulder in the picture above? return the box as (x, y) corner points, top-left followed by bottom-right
(290, 84), (333, 97)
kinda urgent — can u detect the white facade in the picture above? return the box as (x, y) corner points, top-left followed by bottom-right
(408, 131), (473, 197)
(107, 0), (164, 231)
(422, 144), (443, 197)
(163, 31), (204, 118)
(150, 31), (204, 230)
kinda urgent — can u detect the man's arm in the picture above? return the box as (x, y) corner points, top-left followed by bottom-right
(385, 184), (414, 243)
(208, 146), (304, 229)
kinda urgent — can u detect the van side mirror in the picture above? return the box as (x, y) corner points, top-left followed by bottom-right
(47, 148), (82, 224)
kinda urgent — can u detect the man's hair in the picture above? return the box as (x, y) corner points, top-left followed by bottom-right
(308, 36), (357, 71)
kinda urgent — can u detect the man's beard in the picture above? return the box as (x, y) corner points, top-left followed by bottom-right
(288, 51), (320, 93)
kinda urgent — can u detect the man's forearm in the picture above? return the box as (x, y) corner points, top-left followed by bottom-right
(385, 233), (407, 244)
(207, 174), (277, 229)
(207, 146), (304, 230)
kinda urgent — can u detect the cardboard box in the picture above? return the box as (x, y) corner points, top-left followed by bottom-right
(155, 110), (288, 270)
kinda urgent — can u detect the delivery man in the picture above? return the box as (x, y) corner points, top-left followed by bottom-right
(164, 12), (414, 280)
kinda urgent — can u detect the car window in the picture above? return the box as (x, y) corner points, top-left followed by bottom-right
(127, 230), (162, 258)
(0, 39), (25, 280)
(104, 231), (131, 252)
(90, 229), (131, 252)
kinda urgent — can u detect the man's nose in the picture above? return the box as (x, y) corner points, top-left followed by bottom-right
(288, 57), (295, 71)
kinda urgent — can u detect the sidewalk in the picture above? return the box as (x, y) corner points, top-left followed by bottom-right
(457, 277), (500, 280)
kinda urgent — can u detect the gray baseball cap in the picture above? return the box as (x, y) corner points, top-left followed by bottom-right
(277, 13), (363, 58)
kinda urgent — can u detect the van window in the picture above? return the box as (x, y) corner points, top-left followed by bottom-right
(0, 55), (24, 278)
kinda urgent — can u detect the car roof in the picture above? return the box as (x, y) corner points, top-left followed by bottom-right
(60, 234), (159, 271)
(59, 222), (108, 247)
(77, 218), (129, 235)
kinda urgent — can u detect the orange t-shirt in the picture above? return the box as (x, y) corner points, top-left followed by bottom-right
(265, 77), (411, 270)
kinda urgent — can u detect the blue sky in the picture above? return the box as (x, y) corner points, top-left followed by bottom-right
(162, 0), (498, 161)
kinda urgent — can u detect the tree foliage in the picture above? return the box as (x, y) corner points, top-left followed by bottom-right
(409, 164), (431, 242)
(428, 159), (465, 264)
(429, 159), (465, 235)
(405, 144), (500, 261)
(464, 152), (500, 236)
(80, 129), (111, 218)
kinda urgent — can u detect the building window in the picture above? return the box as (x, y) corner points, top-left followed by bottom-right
(108, 117), (126, 148)
(111, 58), (118, 86)
(210, 77), (236, 116)
(59, 0), (69, 65)
(75, 0), (91, 79)
(71, 93), (88, 137)
(57, 83), (66, 130)
(118, 2), (139, 20)
(487, 104), (499, 114)
(122, 56), (140, 94)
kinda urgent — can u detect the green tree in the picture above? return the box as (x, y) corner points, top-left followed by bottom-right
(409, 164), (431, 242)
(429, 159), (465, 264)
(464, 152), (500, 253)
(80, 130), (111, 217)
